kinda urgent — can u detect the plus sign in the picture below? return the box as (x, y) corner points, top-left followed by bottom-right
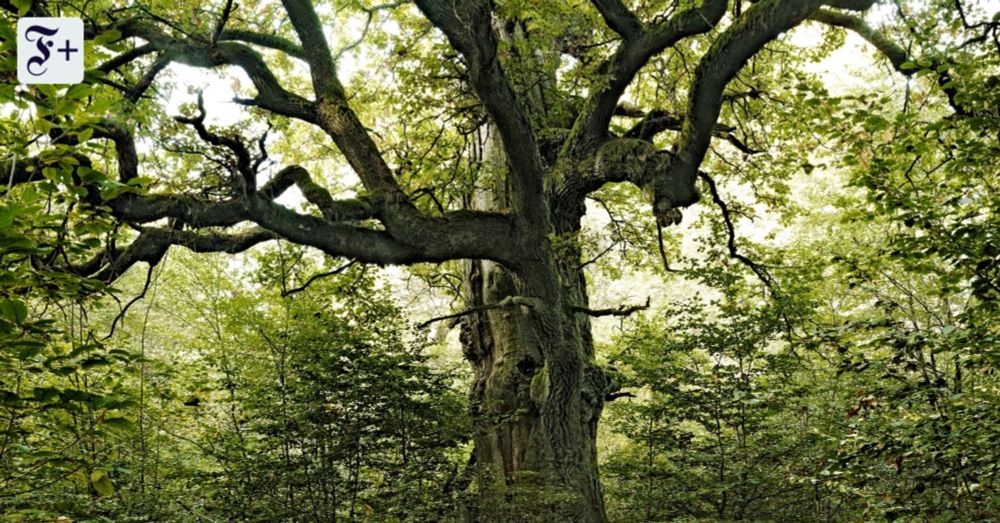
(57, 39), (78, 61)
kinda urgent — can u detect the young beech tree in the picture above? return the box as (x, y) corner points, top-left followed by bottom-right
(1, 0), (986, 519)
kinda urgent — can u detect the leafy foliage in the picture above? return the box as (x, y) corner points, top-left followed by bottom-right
(2, 0), (1000, 521)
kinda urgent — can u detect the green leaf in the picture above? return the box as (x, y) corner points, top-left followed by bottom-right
(80, 356), (111, 369)
(31, 386), (60, 402)
(15, 340), (45, 359)
(41, 167), (60, 182)
(69, 343), (101, 358)
(12, 0), (30, 15)
(0, 298), (28, 324)
(0, 207), (15, 230)
(0, 390), (23, 406)
(93, 29), (122, 46)
(101, 416), (134, 431)
(64, 84), (92, 101)
(90, 470), (114, 496)
(0, 20), (15, 43)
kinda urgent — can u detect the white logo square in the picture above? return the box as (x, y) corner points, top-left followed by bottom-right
(17, 17), (84, 85)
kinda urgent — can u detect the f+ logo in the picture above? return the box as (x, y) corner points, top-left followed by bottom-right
(18, 18), (84, 85)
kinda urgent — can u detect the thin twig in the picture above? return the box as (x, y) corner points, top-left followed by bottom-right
(698, 172), (774, 291)
(417, 296), (537, 329)
(605, 391), (636, 401)
(656, 221), (684, 273)
(281, 260), (356, 297)
(569, 297), (650, 317)
(104, 260), (158, 339)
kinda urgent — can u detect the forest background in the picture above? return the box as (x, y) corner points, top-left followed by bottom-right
(1, 0), (999, 521)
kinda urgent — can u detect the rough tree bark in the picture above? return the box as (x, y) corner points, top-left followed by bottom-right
(457, 124), (606, 520)
(460, 256), (607, 521)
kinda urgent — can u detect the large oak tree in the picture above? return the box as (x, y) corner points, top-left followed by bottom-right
(2, 0), (987, 519)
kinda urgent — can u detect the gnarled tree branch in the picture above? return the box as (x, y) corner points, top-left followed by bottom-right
(563, 0), (729, 157)
(698, 171), (774, 290)
(113, 18), (316, 121)
(417, 295), (539, 329)
(648, 0), (849, 225)
(809, 8), (972, 116)
(569, 297), (650, 317)
(414, 0), (547, 223)
(590, 0), (643, 40)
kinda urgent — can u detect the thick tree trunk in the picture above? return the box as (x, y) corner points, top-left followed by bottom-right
(454, 84), (608, 515)
(459, 255), (607, 522)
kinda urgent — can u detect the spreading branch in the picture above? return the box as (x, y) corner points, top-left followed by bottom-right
(87, 227), (276, 283)
(698, 172), (774, 290)
(112, 18), (316, 121)
(417, 295), (539, 329)
(281, 260), (357, 297)
(246, 194), (517, 265)
(623, 110), (762, 154)
(590, 0), (643, 40)
(212, 0), (235, 44)
(648, 0), (846, 224)
(809, 8), (972, 116)
(175, 91), (256, 189)
(217, 30), (306, 59)
(414, 0), (547, 223)
(280, 0), (344, 98)
(564, 0), (729, 157)
(605, 391), (636, 402)
(569, 297), (650, 317)
(259, 166), (375, 221)
(97, 43), (157, 73)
